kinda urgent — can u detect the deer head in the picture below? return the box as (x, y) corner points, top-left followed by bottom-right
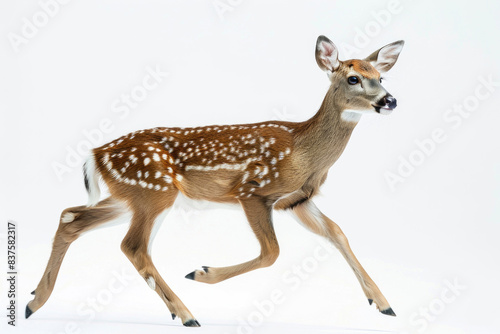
(315, 35), (404, 119)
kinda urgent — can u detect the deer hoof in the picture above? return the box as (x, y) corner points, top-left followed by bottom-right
(25, 304), (34, 319)
(183, 319), (201, 327)
(381, 307), (396, 316)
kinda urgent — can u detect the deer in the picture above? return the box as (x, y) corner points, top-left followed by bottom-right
(26, 35), (404, 327)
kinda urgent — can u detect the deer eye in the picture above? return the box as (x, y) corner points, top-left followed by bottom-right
(347, 76), (359, 85)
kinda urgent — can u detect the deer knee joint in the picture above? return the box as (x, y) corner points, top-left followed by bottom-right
(120, 239), (149, 269)
(260, 248), (279, 268)
(329, 224), (347, 240)
(120, 240), (135, 259)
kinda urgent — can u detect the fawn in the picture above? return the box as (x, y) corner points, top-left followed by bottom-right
(26, 35), (404, 326)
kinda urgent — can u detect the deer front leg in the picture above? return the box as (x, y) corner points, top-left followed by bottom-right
(291, 200), (395, 316)
(185, 197), (279, 284)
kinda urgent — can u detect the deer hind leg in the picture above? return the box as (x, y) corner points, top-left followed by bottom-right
(290, 200), (395, 316)
(26, 197), (126, 318)
(120, 191), (200, 327)
(185, 196), (279, 284)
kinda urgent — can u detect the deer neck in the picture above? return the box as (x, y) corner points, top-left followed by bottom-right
(295, 85), (360, 169)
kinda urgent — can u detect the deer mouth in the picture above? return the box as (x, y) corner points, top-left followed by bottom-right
(373, 104), (395, 115)
(373, 95), (397, 115)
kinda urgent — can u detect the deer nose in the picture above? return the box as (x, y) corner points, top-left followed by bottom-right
(384, 95), (397, 110)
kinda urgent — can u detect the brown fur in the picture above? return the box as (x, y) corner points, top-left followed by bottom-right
(342, 59), (381, 80)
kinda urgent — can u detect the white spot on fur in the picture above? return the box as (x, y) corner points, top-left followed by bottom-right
(185, 162), (246, 172)
(61, 212), (76, 223)
(144, 158), (151, 166)
(129, 155), (138, 164)
(341, 109), (364, 122)
(147, 276), (156, 290)
(242, 171), (249, 183)
(85, 154), (101, 206)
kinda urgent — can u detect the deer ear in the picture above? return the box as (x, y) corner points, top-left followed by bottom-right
(315, 35), (340, 73)
(365, 40), (404, 73)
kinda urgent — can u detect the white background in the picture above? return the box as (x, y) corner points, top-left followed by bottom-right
(1, 1), (499, 333)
